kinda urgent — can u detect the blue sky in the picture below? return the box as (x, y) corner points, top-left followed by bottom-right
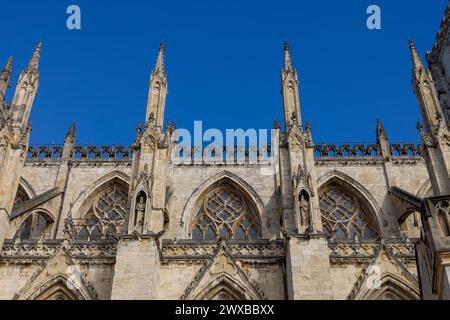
(0, 1), (448, 145)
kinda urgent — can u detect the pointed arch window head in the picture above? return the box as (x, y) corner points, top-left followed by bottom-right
(191, 187), (260, 241)
(77, 184), (128, 241)
(319, 184), (377, 241)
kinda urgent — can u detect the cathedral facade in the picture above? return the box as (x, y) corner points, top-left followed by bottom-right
(1, 7), (450, 301)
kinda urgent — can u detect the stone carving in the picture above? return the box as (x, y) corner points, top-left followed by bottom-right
(294, 165), (314, 195)
(435, 199), (450, 236)
(210, 254), (237, 275)
(161, 240), (285, 260)
(417, 122), (433, 147)
(304, 121), (312, 147)
(273, 120), (281, 130)
(0, 240), (117, 265)
(291, 111), (298, 126)
(328, 240), (416, 265)
(133, 195), (146, 235)
(299, 193), (311, 228)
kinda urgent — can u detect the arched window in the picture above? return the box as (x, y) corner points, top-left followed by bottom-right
(319, 184), (377, 240)
(191, 186), (260, 241)
(14, 211), (53, 241)
(77, 183), (128, 241)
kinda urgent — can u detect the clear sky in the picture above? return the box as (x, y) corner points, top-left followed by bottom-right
(0, 0), (448, 145)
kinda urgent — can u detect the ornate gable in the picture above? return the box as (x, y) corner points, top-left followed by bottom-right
(181, 241), (266, 300)
(348, 245), (419, 300)
(13, 241), (97, 300)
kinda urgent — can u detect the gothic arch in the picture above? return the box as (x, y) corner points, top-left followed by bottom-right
(317, 170), (384, 237)
(16, 274), (94, 300)
(356, 274), (420, 300)
(180, 170), (265, 238)
(194, 275), (259, 300)
(69, 170), (130, 219)
(7, 208), (55, 240)
(18, 177), (36, 199)
(201, 282), (246, 300)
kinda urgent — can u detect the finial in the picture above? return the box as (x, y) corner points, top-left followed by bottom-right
(3, 56), (13, 73)
(283, 40), (293, 71)
(409, 39), (424, 72)
(152, 41), (166, 76)
(376, 118), (384, 132)
(376, 118), (388, 141)
(1, 57), (14, 94)
(416, 121), (424, 133)
(273, 120), (281, 130)
(305, 121), (311, 132)
(27, 40), (42, 71)
(65, 122), (76, 143)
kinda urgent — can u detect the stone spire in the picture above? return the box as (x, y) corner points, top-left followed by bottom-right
(146, 42), (168, 128)
(152, 41), (166, 78)
(409, 39), (442, 133)
(284, 41), (293, 72)
(376, 118), (390, 160)
(65, 122), (76, 144)
(409, 39), (450, 196)
(280, 41), (301, 130)
(62, 122), (76, 159)
(0, 56), (13, 99)
(409, 40), (426, 81)
(11, 41), (42, 131)
(376, 118), (388, 141)
(25, 41), (41, 73)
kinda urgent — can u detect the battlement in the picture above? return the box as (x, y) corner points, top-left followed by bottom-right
(26, 142), (423, 163)
(26, 145), (134, 160)
(313, 142), (422, 159)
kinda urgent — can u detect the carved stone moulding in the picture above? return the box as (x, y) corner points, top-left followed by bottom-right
(161, 239), (285, 261)
(315, 159), (385, 167)
(328, 239), (416, 265)
(0, 240), (117, 265)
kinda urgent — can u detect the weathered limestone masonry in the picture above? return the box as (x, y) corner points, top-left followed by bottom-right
(111, 237), (160, 299)
(0, 5), (450, 300)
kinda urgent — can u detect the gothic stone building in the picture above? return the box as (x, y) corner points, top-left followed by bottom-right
(1, 8), (450, 301)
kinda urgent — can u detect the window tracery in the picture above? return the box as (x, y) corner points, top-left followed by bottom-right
(77, 184), (128, 241)
(319, 185), (377, 240)
(191, 186), (260, 241)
